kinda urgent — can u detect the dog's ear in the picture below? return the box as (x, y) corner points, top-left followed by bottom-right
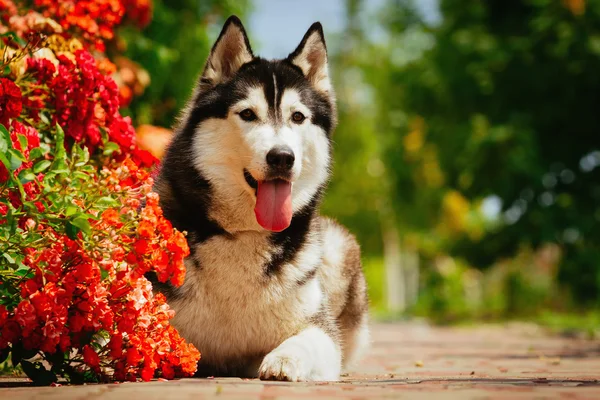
(201, 16), (253, 87)
(288, 22), (331, 95)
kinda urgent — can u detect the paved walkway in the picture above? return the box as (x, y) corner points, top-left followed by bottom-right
(2, 322), (600, 399)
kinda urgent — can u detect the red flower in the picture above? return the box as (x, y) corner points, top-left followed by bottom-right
(27, 57), (57, 82)
(140, 364), (154, 381)
(0, 78), (22, 125)
(126, 347), (143, 367)
(15, 300), (37, 336)
(132, 148), (158, 168)
(123, 0), (152, 28)
(30, 291), (52, 319)
(108, 333), (123, 359)
(161, 363), (175, 379)
(0, 305), (7, 326)
(83, 345), (100, 371)
(1, 320), (21, 346)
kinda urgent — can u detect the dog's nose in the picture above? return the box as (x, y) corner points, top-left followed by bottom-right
(266, 146), (295, 171)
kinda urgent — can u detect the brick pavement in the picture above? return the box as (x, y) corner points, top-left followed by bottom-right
(2, 321), (600, 399)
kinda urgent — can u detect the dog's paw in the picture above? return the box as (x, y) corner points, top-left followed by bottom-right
(258, 351), (309, 382)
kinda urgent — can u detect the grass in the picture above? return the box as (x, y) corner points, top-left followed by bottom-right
(533, 311), (600, 339)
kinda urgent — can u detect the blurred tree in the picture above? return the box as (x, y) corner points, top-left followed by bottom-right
(324, 0), (389, 258)
(372, 0), (600, 307)
(324, 0), (424, 312)
(116, 0), (250, 127)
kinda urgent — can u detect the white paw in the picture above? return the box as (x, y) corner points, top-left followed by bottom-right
(258, 327), (342, 382)
(258, 350), (309, 382)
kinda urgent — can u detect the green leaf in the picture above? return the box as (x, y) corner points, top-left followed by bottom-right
(17, 134), (27, 152)
(0, 124), (11, 153)
(8, 148), (25, 161)
(65, 221), (79, 240)
(0, 153), (10, 172)
(97, 196), (119, 207)
(15, 265), (33, 278)
(74, 146), (90, 167)
(39, 112), (50, 125)
(54, 124), (66, 161)
(102, 141), (120, 156)
(99, 126), (109, 143)
(0, 132), (8, 154)
(72, 171), (90, 180)
(2, 253), (16, 264)
(51, 159), (69, 175)
(65, 205), (78, 217)
(70, 216), (91, 235)
(5, 206), (17, 236)
(41, 171), (56, 181)
(18, 169), (36, 184)
(33, 160), (51, 173)
(7, 149), (24, 170)
(29, 147), (45, 160)
(79, 165), (96, 174)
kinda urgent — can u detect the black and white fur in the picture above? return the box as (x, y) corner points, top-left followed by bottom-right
(151, 16), (369, 381)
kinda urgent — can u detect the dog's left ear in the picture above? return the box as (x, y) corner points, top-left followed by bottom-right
(288, 22), (331, 95)
(201, 16), (254, 87)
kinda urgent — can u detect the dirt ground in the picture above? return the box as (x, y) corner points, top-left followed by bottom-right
(2, 321), (600, 399)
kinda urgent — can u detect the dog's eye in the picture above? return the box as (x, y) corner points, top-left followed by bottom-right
(291, 111), (305, 124)
(239, 109), (257, 122)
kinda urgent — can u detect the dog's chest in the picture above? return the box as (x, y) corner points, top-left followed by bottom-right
(167, 232), (323, 363)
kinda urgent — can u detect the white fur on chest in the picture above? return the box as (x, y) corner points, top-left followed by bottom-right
(168, 231), (324, 364)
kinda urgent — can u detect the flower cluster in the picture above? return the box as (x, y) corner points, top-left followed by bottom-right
(24, 49), (155, 167)
(33, 0), (124, 49)
(0, 0), (201, 385)
(99, 161), (187, 287)
(1, 181), (195, 381)
(1, 126), (198, 383)
(28, 0), (152, 50)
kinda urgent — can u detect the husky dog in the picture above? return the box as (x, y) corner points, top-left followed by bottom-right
(151, 16), (369, 381)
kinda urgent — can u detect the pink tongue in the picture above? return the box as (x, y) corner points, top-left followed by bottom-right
(254, 180), (292, 232)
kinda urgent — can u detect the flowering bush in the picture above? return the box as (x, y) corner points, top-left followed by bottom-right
(0, 0), (200, 385)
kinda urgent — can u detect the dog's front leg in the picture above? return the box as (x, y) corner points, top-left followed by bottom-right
(258, 326), (341, 382)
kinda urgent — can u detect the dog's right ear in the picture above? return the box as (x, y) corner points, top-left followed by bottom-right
(200, 16), (253, 87)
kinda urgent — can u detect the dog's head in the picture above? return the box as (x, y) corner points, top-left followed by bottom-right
(175, 16), (335, 233)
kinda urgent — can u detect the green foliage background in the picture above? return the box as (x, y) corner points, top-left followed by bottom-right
(119, 0), (251, 127)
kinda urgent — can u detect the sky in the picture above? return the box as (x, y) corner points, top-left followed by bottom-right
(249, 0), (441, 59)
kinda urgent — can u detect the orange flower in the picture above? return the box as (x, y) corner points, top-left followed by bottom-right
(101, 208), (122, 227)
(137, 220), (154, 238)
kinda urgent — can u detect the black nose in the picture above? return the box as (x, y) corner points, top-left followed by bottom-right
(266, 146), (295, 171)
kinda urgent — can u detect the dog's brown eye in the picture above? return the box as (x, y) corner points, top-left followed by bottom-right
(292, 111), (305, 124)
(239, 109), (257, 122)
